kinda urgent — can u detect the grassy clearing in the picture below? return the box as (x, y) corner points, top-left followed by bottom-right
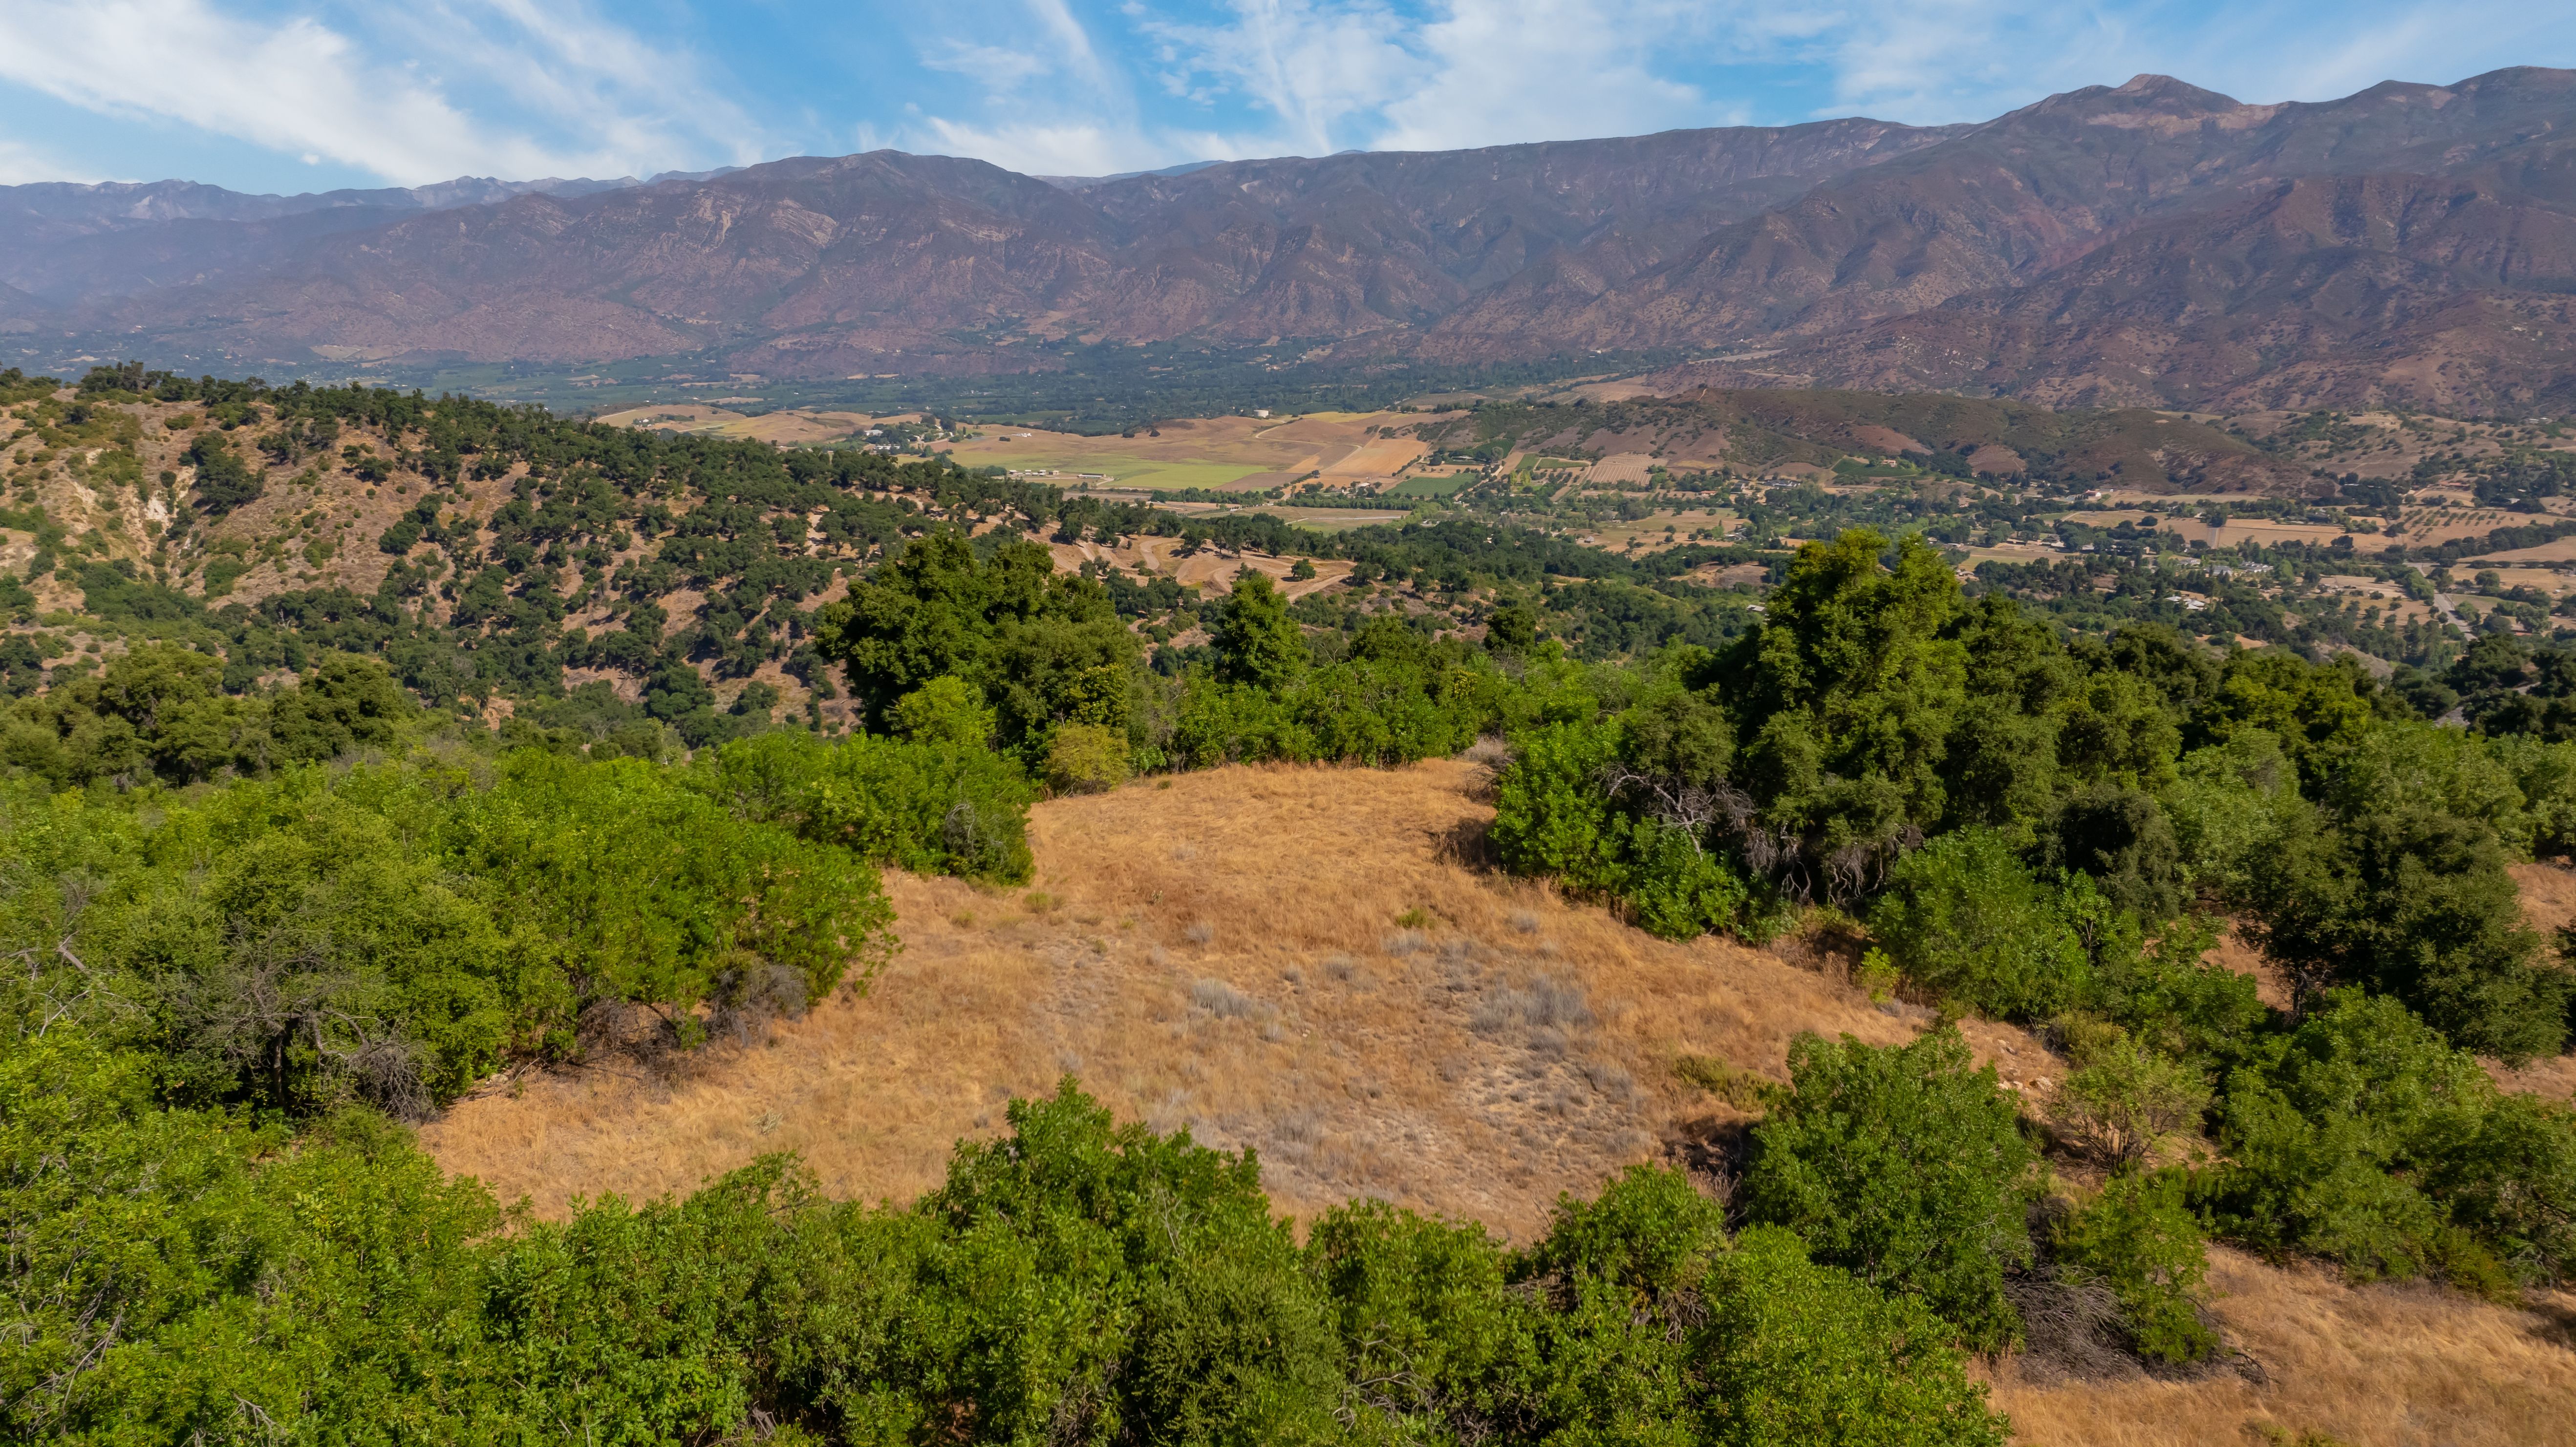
(976, 453), (1274, 489)
(421, 759), (1920, 1234)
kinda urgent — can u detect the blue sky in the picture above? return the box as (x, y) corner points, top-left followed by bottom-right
(2, 0), (2572, 193)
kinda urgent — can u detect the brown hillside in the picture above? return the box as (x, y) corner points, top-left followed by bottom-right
(420, 759), (2576, 1447)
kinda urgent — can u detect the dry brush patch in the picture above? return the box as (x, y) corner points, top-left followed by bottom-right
(1988, 1248), (2576, 1447)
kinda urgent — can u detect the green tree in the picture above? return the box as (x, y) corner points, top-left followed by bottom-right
(1710, 530), (1969, 903)
(184, 430), (263, 514)
(886, 674), (995, 747)
(269, 651), (415, 763)
(1210, 570), (1309, 691)
(815, 531), (1137, 754)
(2192, 650), (2382, 787)
(2246, 803), (2569, 1060)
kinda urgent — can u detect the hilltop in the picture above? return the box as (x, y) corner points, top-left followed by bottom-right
(424, 757), (2576, 1447)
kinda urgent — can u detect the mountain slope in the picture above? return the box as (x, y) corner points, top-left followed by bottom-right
(11, 69), (2576, 410)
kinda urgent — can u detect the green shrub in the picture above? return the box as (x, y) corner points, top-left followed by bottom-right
(2081, 913), (2268, 1069)
(1739, 1027), (2038, 1351)
(687, 728), (1036, 883)
(1869, 828), (2089, 1020)
(1043, 721), (1130, 795)
(1518, 1162), (1730, 1298)
(1695, 1226), (2010, 1447)
(1, 643), (425, 788)
(2201, 990), (2576, 1289)
(2429, 1092), (2576, 1288)
(886, 674), (994, 747)
(1306, 1200), (1517, 1434)
(2050, 1031), (2213, 1166)
(2052, 1170), (2217, 1364)
(1674, 1054), (1781, 1110)
(912, 1081), (1344, 1445)
(444, 751), (896, 1052)
(2488, 732), (2576, 860)
(2158, 728), (2301, 901)
(2, 1011), (2034, 1447)
(1493, 716), (1752, 938)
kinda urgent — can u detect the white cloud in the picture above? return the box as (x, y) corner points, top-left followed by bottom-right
(406, 0), (767, 173)
(1805, 0), (2128, 120)
(1117, 0), (1730, 160)
(920, 41), (1060, 89)
(1135, 0), (1419, 155)
(1371, 0), (1718, 150)
(0, 0), (762, 186)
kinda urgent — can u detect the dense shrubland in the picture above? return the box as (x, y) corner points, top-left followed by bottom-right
(9, 366), (2576, 1441)
(9, 1070), (2024, 1445)
(1492, 528), (2576, 1339)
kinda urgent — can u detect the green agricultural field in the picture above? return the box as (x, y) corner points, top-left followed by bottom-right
(1247, 504), (1414, 530)
(998, 454), (1274, 489)
(1391, 471), (1476, 497)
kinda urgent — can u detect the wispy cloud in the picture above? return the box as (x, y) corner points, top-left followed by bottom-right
(0, 0), (762, 185)
(920, 41), (1061, 90)
(1134, 0), (1420, 155)
(1371, 0), (1720, 150)
(396, 0), (768, 174)
(909, 119), (1154, 175)
(5, 0), (2571, 191)
(913, 0), (1727, 173)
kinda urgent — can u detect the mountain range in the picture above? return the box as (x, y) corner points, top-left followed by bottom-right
(7, 67), (2576, 412)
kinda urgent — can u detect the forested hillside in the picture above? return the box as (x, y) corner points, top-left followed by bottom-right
(4, 366), (2574, 1442)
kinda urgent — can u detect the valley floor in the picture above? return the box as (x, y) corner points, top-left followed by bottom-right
(420, 759), (2576, 1445)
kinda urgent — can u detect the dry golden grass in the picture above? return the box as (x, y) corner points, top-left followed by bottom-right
(420, 759), (1922, 1234)
(1991, 1249), (2576, 1447)
(418, 759), (2576, 1445)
